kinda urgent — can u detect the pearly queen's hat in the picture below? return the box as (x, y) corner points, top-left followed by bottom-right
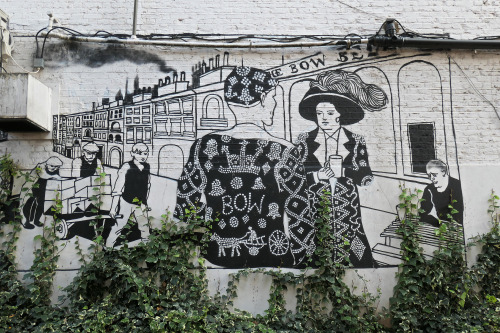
(224, 66), (277, 107)
(299, 69), (388, 126)
(299, 87), (366, 126)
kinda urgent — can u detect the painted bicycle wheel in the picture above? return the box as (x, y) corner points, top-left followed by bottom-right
(268, 230), (289, 256)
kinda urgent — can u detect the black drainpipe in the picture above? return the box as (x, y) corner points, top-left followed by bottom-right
(369, 35), (500, 50)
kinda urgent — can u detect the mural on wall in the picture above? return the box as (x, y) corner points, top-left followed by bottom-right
(107, 143), (151, 248)
(420, 159), (463, 227)
(10, 50), (466, 269)
(174, 67), (314, 268)
(299, 70), (389, 268)
(20, 157), (64, 229)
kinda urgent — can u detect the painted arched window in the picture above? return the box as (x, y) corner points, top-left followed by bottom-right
(398, 61), (446, 177)
(200, 94), (228, 128)
(111, 121), (121, 131)
(158, 144), (185, 179)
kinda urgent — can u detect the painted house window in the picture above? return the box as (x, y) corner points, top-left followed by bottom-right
(126, 108), (133, 115)
(170, 117), (182, 135)
(142, 106), (150, 114)
(136, 127), (143, 143)
(156, 102), (166, 115)
(182, 98), (193, 114)
(183, 117), (195, 137)
(408, 123), (436, 174)
(145, 127), (152, 143)
(126, 128), (134, 143)
(168, 100), (181, 115)
(154, 119), (168, 136)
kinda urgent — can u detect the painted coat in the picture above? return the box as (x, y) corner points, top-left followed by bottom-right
(304, 128), (376, 268)
(175, 133), (314, 268)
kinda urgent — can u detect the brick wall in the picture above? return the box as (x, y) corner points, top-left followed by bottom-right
(1, 0), (499, 314)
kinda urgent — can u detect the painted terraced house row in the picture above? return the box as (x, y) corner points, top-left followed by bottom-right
(53, 53), (235, 179)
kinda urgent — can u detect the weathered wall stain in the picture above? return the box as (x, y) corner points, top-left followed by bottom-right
(44, 42), (175, 73)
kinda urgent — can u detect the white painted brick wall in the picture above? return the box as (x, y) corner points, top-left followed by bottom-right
(1, 0), (500, 315)
(2, 0), (500, 38)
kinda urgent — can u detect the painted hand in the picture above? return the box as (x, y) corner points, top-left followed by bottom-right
(317, 166), (335, 180)
(109, 200), (118, 219)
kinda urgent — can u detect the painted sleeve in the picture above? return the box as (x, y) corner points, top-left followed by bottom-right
(419, 186), (439, 226)
(420, 186), (433, 215)
(71, 158), (82, 178)
(347, 134), (374, 187)
(293, 133), (318, 187)
(276, 145), (315, 266)
(20, 165), (40, 204)
(112, 163), (130, 196)
(97, 159), (104, 175)
(451, 179), (464, 224)
(174, 139), (207, 219)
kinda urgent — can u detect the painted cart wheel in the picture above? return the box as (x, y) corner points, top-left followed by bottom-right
(54, 219), (68, 240)
(269, 230), (289, 256)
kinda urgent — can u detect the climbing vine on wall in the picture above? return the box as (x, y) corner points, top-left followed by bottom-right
(389, 186), (500, 332)
(0, 155), (499, 332)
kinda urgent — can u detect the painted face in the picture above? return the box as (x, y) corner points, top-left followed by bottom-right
(45, 164), (60, 174)
(427, 167), (448, 190)
(132, 150), (149, 163)
(261, 88), (277, 126)
(316, 102), (341, 133)
(83, 150), (97, 162)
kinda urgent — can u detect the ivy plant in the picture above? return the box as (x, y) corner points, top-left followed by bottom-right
(0, 154), (499, 332)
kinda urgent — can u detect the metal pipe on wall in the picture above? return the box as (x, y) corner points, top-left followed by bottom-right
(132, 0), (138, 38)
(39, 31), (369, 48)
(369, 35), (500, 50)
